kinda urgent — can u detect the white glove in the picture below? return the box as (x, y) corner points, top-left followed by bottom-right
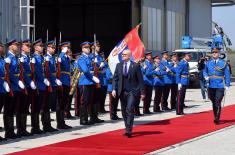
(94, 58), (98, 63)
(178, 83), (182, 90)
(225, 86), (229, 91)
(112, 90), (116, 98)
(155, 67), (160, 71)
(99, 62), (105, 68)
(166, 67), (170, 72)
(55, 79), (62, 86)
(18, 80), (25, 89)
(19, 57), (24, 63)
(205, 76), (209, 81)
(45, 56), (50, 62)
(92, 76), (100, 84)
(4, 57), (11, 64)
(31, 58), (35, 64)
(30, 81), (37, 90)
(44, 78), (50, 86)
(57, 57), (61, 63)
(61, 47), (68, 53)
(3, 81), (10, 92)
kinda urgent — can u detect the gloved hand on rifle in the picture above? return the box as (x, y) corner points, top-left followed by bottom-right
(3, 81), (10, 92)
(44, 78), (50, 86)
(30, 81), (37, 90)
(18, 80), (25, 89)
(55, 79), (62, 86)
(92, 76), (100, 84)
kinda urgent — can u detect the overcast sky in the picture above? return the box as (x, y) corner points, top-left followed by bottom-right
(213, 5), (235, 50)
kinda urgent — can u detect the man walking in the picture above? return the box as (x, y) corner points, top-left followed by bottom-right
(112, 49), (145, 138)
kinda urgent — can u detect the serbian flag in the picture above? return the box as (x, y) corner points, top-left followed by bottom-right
(108, 24), (145, 74)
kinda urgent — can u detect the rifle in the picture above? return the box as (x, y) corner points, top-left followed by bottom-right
(93, 34), (101, 88)
(44, 29), (53, 93)
(5, 61), (14, 97)
(55, 32), (63, 92)
(19, 29), (28, 95)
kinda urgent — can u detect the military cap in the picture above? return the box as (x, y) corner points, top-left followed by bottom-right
(47, 40), (56, 48)
(152, 53), (160, 59)
(161, 50), (168, 55)
(90, 41), (100, 46)
(144, 50), (152, 55)
(7, 39), (20, 46)
(80, 41), (90, 47)
(33, 39), (43, 46)
(212, 47), (221, 53)
(60, 41), (71, 47)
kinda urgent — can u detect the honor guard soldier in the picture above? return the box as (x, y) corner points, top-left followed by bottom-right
(90, 41), (108, 113)
(161, 51), (173, 111)
(148, 53), (167, 112)
(32, 39), (57, 133)
(19, 39), (36, 136)
(176, 52), (191, 115)
(170, 53), (179, 110)
(59, 42), (73, 119)
(203, 48), (230, 124)
(46, 41), (72, 129)
(77, 41), (102, 125)
(0, 42), (8, 141)
(4, 39), (24, 139)
(142, 50), (154, 114)
(45, 41), (58, 112)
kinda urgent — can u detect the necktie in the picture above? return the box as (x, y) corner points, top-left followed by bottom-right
(124, 62), (128, 76)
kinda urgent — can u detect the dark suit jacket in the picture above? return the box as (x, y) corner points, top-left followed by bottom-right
(112, 61), (145, 97)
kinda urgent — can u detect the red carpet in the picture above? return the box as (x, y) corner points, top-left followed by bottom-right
(10, 104), (235, 155)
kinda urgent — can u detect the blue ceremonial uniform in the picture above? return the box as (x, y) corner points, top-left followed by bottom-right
(0, 56), (6, 93)
(203, 59), (230, 88)
(146, 62), (167, 112)
(33, 53), (46, 91)
(59, 52), (71, 87)
(161, 59), (174, 110)
(45, 54), (57, 87)
(22, 53), (32, 88)
(203, 58), (231, 123)
(176, 59), (190, 115)
(176, 59), (189, 86)
(7, 51), (20, 92)
(77, 54), (94, 85)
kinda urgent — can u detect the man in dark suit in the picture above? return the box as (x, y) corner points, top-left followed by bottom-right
(112, 49), (145, 138)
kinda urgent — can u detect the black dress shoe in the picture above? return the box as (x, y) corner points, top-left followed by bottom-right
(143, 111), (153, 114)
(0, 136), (7, 142)
(31, 128), (44, 134)
(111, 115), (121, 120)
(81, 120), (94, 125)
(65, 115), (76, 120)
(154, 109), (163, 113)
(162, 107), (171, 111)
(43, 126), (58, 132)
(176, 112), (185, 115)
(57, 124), (72, 129)
(94, 118), (105, 123)
(5, 132), (21, 139)
(123, 133), (132, 138)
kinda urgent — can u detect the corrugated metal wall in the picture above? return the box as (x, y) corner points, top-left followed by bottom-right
(0, 0), (29, 43)
(141, 0), (185, 52)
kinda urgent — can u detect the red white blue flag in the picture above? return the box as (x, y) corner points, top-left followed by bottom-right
(108, 24), (145, 74)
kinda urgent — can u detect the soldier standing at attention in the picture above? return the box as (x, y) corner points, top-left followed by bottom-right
(77, 41), (101, 125)
(0, 42), (9, 141)
(142, 50), (154, 114)
(176, 52), (191, 115)
(203, 48), (230, 124)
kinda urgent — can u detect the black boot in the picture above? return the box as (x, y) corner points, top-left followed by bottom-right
(31, 114), (43, 134)
(20, 114), (31, 136)
(56, 111), (72, 129)
(89, 104), (104, 124)
(80, 105), (90, 125)
(4, 115), (19, 139)
(214, 107), (221, 124)
(16, 114), (23, 137)
(42, 112), (58, 132)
